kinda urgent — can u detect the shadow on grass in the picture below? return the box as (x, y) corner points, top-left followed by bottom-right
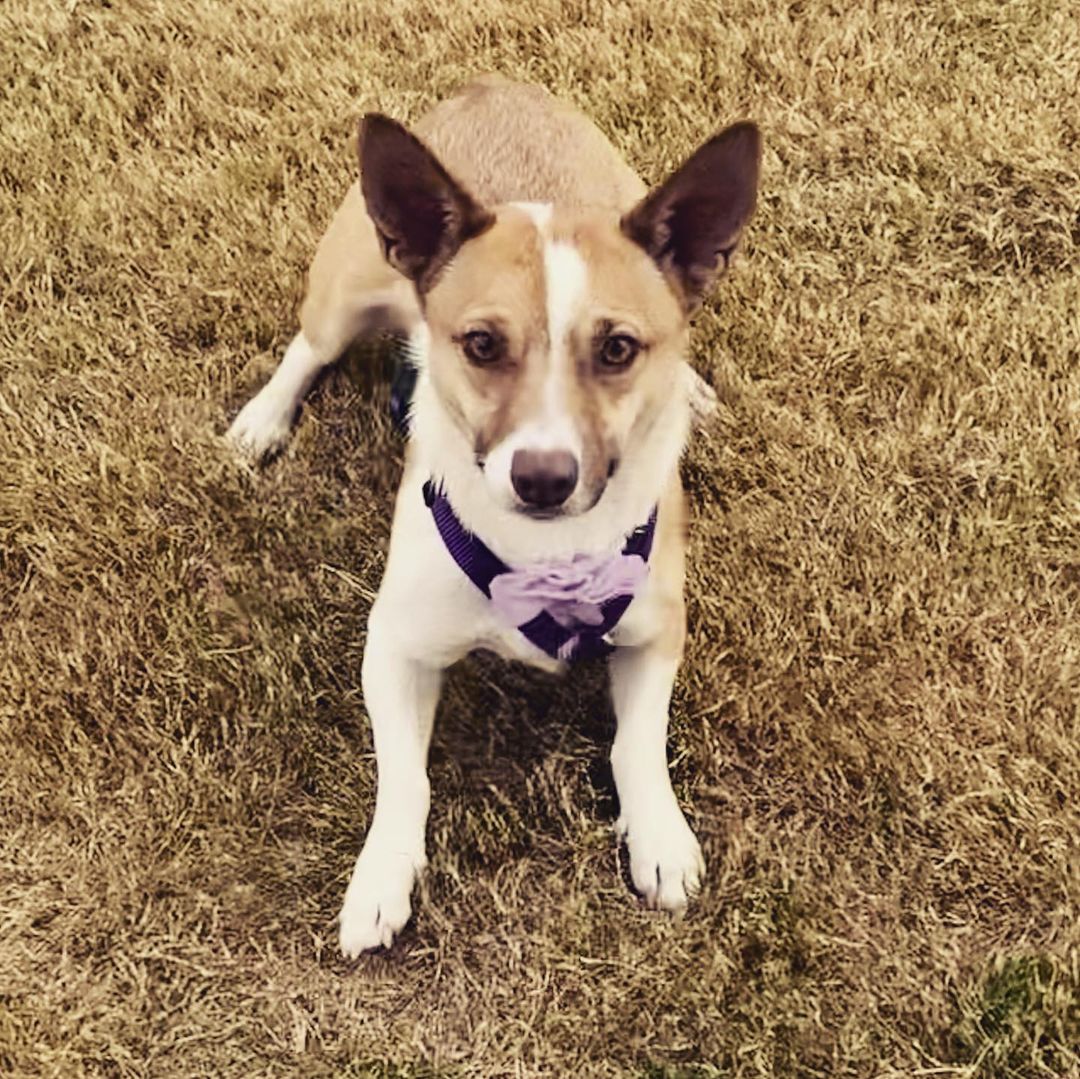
(430, 651), (618, 872)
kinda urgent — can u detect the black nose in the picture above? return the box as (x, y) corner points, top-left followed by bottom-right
(510, 449), (579, 510)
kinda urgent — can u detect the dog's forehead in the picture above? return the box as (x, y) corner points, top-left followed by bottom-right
(567, 214), (684, 334)
(427, 203), (682, 339)
(425, 207), (547, 329)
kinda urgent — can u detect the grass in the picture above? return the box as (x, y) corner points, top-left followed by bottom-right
(1, 0), (1078, 1075)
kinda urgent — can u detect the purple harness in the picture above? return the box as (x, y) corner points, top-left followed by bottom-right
(423, 481), (657, 662)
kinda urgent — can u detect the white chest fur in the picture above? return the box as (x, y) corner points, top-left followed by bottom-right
(370, 461), (664, 674)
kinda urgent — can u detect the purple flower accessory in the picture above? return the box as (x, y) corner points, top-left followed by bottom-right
(422, 480), (657, 662)
(489, 552), (649, 632)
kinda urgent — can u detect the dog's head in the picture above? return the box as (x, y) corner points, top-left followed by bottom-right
(359, 113), (761, 522)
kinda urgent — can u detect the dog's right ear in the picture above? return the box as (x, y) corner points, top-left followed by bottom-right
(359, 114), (493, 293)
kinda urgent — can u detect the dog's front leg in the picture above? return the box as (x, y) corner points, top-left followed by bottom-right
(339, 609), (442, 956)
(609, 644), (704, 912)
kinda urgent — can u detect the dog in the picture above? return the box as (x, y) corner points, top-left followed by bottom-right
(227, 75), (761, 956)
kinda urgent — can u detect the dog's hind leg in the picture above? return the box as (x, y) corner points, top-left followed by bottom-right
(227, 182), (417, 460)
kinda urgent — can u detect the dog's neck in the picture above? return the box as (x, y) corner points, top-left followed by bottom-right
(408, 359), (690, 566)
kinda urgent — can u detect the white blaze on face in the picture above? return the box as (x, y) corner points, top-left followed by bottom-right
(484, 202), (589, 508)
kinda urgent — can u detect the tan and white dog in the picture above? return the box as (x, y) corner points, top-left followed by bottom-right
(228, 76), (760, 956)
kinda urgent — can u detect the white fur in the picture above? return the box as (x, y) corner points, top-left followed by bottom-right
(337, 420), (702, 951)
(510, 200), (553, 228)
(404, 319), (431, 368)
(339, 614), (440, 956)
(539, 237), (588, 433)
(609, 647), (704, 910)
(339, 321), (696, 954)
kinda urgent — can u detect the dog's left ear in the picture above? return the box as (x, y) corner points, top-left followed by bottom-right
(359, 114), (493, 293)
(622, 122), (762, 311)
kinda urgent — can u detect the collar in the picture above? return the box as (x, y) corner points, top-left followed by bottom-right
(423, 481), (657, 662)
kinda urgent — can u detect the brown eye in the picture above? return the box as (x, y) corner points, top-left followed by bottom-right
(462, 330), (501, 366)
(598, 333), (641, 369)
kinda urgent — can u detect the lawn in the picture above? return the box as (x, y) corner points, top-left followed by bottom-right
(1, 0), (1078, 1075)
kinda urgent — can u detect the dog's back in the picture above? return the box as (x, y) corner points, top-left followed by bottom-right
(414, 74), (646, 212)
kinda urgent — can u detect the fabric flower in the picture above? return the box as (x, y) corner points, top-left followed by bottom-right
(489, 552), (648, 630)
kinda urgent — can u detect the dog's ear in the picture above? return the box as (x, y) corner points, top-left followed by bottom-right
(621, 122), (762, 311)
(359, 114), (493, 293)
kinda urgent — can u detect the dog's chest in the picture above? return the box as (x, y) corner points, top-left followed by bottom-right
(380, 468), (661, 672)
(473, 618), (565, 673)
(377, 519), (562, 672)
(437, 563), (570, 671)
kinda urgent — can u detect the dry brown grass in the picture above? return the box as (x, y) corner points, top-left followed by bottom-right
(2, 0), (1079, 1075)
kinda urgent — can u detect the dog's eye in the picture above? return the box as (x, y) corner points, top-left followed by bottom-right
(462, 330), (501, 366)
(598, 333), (641, 369)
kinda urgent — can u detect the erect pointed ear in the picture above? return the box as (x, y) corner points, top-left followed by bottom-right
(358, 114), (494, 293)
(621, 121), (762, 312)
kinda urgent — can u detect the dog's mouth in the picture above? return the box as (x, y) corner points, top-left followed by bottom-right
(518, 504), (566, 521)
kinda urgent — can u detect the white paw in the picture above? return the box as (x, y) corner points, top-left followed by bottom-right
(338, 844), (425, 957)
(226, 387), (296, 460)
(617, 803), (705, 912)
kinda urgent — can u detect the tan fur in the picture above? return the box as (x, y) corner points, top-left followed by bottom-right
(299, 184), (415, 354)
(413, 75), (647, 211)
(420, 201), (691, 523)
(255, 73), (745, 681)
(648, 481), (689, 660)
(420, 206), (547, 455)
(558, 212), (691, 503)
